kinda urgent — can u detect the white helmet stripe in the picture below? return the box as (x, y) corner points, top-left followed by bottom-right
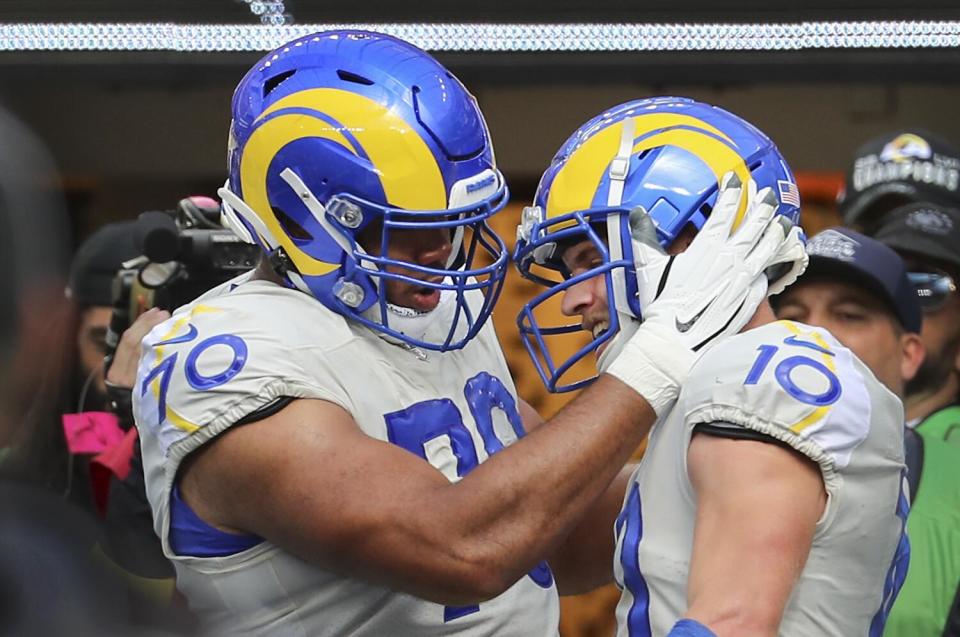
(606, 119), (636, 319)
(606, 117), (636, 208)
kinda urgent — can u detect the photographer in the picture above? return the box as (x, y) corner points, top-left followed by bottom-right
(5, 194), (256, 582)
(96, 195), (258, 579)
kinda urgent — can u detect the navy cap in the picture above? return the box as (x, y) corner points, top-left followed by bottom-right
(789, 227), (923, 333)
(838, 130), (960, 232)
(66, 221), (141, 307)
(872, 202), (960, 273)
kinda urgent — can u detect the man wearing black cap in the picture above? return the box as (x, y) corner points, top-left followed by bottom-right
(773, 227), (924, 394)
(773, 227), (960, 637)
(874, 203), (960, 447)
(66, 221), (152, 401)
(5, 222), (144, 498)
(839, 130), (960, 234)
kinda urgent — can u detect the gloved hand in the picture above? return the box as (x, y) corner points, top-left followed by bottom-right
(604, 172), (807, 416)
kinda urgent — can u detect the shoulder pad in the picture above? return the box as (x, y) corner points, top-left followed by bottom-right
(680, 320), (889, 471)
(134, 298), (350, 457)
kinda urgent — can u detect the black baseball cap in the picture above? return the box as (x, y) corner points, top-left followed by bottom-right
(838, 130), (960, 232)
(779, 227), (922, 333)
(66, 221), (141, 307)
(873, 202), (960, 274)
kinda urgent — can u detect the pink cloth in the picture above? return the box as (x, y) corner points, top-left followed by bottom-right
(90, 428), (139, 516)
(63, 411), (140, 517)
(61, 411), (125, 455)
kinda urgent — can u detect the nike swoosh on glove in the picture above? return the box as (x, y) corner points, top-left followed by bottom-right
(604, 172), (804, 417)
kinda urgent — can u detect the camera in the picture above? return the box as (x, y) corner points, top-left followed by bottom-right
(104, 196), (260, 417)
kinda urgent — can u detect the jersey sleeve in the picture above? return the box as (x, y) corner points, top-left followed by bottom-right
(133, 300), (353, 460)
(679, 320), (881, 487)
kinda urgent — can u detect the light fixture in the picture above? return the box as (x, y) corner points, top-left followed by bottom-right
(0, 21), (957, 52)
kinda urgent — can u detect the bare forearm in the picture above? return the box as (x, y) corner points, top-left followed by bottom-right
(218, 385), (654, 604)
(548, 463), (637, 595)
(431, 375), (652, 594)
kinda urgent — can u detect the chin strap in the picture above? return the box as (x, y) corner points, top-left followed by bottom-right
(218, 181), (280, 250)
(597, 204), (672, 372)
(363, 284), (470, 358)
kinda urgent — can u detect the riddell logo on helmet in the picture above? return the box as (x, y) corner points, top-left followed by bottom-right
(466, 173), (496, 194)
(450, 170), (499, 209)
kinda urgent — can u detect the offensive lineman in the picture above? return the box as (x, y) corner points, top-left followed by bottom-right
(132, 34), (803, 635)
(514, 97), (909, 636)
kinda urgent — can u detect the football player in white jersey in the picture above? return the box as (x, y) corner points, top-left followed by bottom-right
(514, 97), (910, 636)
(133, 35), (802, 636)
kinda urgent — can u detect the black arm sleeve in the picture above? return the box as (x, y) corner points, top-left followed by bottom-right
(945, 579), (960, 637)
(235, 396), (296, 426)
(694, 421), (803, 456)
(903, 427), (924, 504)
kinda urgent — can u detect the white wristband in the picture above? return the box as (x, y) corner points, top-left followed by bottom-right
(604, 322), (696, 418)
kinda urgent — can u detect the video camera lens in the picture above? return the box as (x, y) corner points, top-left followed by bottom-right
(135, 211), (180, 263)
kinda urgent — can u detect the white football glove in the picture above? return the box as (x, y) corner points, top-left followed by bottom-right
(604, 172), (807, 417)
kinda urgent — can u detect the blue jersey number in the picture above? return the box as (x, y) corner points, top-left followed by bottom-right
(384, 372), (554, 622)
(743, 335), (842, 407)
(869, 472), (911, 636)
(615, 483), (652, 637)
(140, 326), (248, 425)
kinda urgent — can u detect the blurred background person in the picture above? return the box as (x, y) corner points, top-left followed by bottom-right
(0, 102), (191, 636)
(772, 227), (960, 637)
(872, 203), (960, 446)
(3, 221), (139, 501)
(0, 218), (175, 583)
(838, 130), (960, 235)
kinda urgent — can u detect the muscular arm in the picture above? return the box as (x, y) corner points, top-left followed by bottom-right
(517, 398), (637, 595)
(547, 463), (635, 595)
(181, 374), (654, 605)
(684, 431), (826, 637)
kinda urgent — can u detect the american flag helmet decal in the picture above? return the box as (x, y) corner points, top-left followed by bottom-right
(778, 180), (801, 208)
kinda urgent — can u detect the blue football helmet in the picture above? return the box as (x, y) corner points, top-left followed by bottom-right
(219, 30), (509, 351)
(514, 96), (801, 392)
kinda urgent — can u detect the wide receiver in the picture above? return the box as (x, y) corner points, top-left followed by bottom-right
(515, 97), (910, 636)
(133, 34), (802, 636)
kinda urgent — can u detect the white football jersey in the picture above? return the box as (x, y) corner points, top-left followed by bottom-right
(133, 274), (559, 636)
(613, 320), (908, 637)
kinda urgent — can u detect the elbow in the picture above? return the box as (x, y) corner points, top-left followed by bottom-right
(427, 545), (520, 605)
(434, 571), (513, 606)
(449, 564), (518, 605)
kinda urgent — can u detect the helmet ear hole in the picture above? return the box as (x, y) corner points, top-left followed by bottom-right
(336, 69), (375, 86)
(272, 206), (312, 241)
(263, 70), (297, 98)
